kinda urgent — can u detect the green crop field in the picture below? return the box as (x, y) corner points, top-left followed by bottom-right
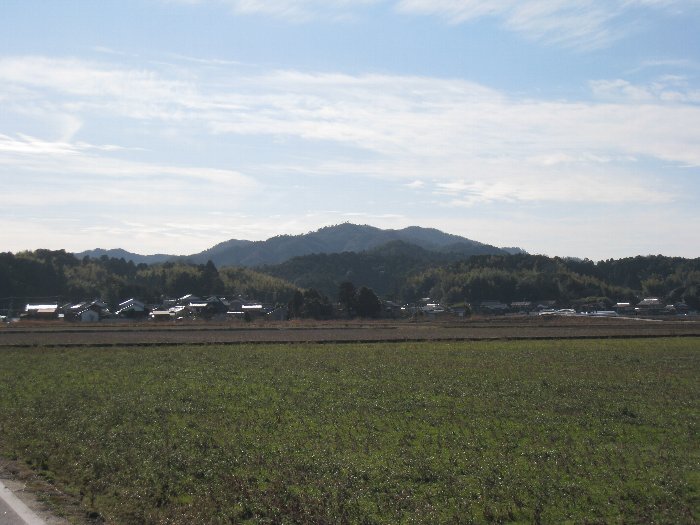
(0, 339), (698, 524)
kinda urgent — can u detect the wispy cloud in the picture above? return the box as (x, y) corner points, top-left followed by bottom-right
(165, 0), (381, 21)
(167, 0), (698, 48)
(0, 133), (259, 210)
(396, 0), (697, 49)
(591, 76), (700, 103)
(434, 171), (674, 206)
(625, 58), (700, 75)
(2, 56), (697, 209)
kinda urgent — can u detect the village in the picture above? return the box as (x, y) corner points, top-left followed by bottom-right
(9, 294), (695, 324)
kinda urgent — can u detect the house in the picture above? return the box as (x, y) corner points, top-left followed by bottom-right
(635, 297), (664, 315)
(241, 304), (266, 319)
(510, 301), (533, 313)
(613, 302), (634, 315)
(24, 304), (59, 320)
(64, 299), (112, 323)
(422, 303), (447, 313)
(115, 298), (148, 319)
(479, 301), (509, 315)
(382, 300), (403, 318)
(674, 302), (690, 315)
(534, 300), (557, 312)
(185, 302), (210, 317)
(228, 299), (244, 312)
(177, 294), (202, 306)
(451, 304), (472, 318)
(267, 306), (289, 321)
(421, 303), (450, 318)
(205, 296), (228, 315)
(151, 310), (174, 321)
(77, 308), (100, 322)
(65, 300), (111, 322)
(183, 296), (228, 318)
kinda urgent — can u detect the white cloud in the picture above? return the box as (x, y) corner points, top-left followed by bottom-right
(1, 56), (698, 215)
(166, 0), (381, 21)
(395, 0), (696, 49)
(0, 134), (259, 209)
(0, 56), (202, 123)
(162, 1), (698, 47)
(591, 77), (700, 103)
(434, 170), (674, 206)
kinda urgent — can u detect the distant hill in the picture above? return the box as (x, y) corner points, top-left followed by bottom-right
(258, 240), (454, 299)
(77, 224), (520, 268)
(74, 248), (174, 265)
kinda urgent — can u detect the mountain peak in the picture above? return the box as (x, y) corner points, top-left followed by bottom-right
(76, 224), (515, 267)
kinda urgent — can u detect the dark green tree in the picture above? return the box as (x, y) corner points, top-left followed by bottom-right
(302, 288), (333, 320)
(356, 286), (381, 318)
(288, 290), (304, 318)
(338, 281), (357, 317)
(202, 260), (224, 296)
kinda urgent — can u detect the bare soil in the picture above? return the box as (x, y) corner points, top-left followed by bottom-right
(1, 316), (699, 347)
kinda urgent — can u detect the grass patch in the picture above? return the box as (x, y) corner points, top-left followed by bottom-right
(0, 339), (698, 523)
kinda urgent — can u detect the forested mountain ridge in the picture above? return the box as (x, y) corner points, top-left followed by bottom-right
(77, 223), (516, 267)
(258, 250), (700, 307)
(401, 254), (700, 308)
(258, 240), (462, 299)
(73, 248), (174, 265)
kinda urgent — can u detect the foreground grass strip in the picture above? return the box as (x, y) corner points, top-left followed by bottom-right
(0, 339), (698, 524)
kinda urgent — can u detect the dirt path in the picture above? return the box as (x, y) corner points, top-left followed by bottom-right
(0, 477), (69, 525)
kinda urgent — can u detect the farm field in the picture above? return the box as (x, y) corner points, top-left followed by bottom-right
(0, 338), (698, 524)
(1, 315), (700, 347)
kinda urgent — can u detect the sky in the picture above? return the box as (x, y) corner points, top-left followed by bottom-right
(1, 1), (699, 260)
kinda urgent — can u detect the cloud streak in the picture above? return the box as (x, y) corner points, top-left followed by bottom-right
(0, 132), (259, 219)
(397, 0), (700, 49)
(166, 0), (697, 48)
(1, 56), (697, 209)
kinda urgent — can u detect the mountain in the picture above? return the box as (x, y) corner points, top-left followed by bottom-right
(74, 248), (174, 265)
(76, 224), (523, 268)
(184, 224), (513, 267)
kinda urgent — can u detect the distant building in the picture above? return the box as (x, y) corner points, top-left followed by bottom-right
(382, 300), (403, 318)
(479, 301), (509, 314)
(267, 306), (289, 321)
(65, 300), (111, 322)
(115, 298), (148, 319)
(24, 304), (59, 320)
(534, 300), (557, 311)
(635, 297), (664, 315)
(674, 302), (690, 314)
(151, 310), (173, 321)
(614, 302), (634, 315)
(510, 301), (533, 313)
(177, 294), (202, 306)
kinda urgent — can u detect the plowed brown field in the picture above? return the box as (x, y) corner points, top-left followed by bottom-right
(2, 316), (699, 347)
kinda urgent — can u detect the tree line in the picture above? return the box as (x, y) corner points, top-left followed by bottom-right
(1, 248), (699, 317)
(0, 250), (297, 313)
(402, 254), (700, 308)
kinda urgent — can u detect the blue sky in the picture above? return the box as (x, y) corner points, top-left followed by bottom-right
(1, 1), (699, 259)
